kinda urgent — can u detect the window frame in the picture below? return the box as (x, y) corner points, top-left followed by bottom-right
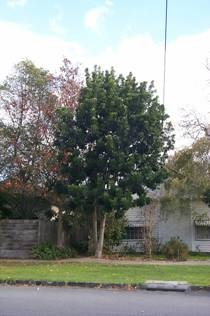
(124, 226), (144, 240)
(194, 225), (210, 241)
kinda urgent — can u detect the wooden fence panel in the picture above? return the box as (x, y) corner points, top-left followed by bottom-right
(0, 219), (58, 258)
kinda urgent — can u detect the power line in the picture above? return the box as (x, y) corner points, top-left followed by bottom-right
(163, 0), (168, 105)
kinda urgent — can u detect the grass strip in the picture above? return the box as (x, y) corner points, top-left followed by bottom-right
(0, 262), (210, 286)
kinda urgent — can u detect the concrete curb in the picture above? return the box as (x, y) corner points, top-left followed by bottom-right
(0, 279), (140, 290)
(0, 279), (210, 292)
(143, 281), (190, 292)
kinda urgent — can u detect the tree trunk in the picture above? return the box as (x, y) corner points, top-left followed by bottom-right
(57, 211), (64, 248)
(147, 228), (152, 259)
(95, 213), (106, 259)
(93, 206), (98, 249)
(88, 207), (98, 254)
(144, 227), (152, 258)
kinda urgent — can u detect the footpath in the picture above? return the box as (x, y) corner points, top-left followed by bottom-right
(57, 256), (210, 266)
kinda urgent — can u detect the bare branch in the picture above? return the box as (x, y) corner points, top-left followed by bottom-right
(180, 109), (209, 140)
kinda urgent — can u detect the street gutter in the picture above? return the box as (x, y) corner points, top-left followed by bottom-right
(0, 279), (210, 292)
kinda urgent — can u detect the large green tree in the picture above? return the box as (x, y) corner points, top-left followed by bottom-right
(55, 67), (174, 258)
(161, 137), (210, 215)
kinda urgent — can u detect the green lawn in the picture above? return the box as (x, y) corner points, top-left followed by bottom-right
(116, 253), (210, 261)
(0, 262), (210, 286)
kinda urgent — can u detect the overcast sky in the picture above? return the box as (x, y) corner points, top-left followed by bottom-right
(1, 0), (210, 148)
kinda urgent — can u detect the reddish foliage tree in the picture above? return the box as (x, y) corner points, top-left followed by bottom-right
(0, 58), (81, 200)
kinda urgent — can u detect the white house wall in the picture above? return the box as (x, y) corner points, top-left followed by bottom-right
(119, 205), (160, 252)
(118, 207), (144, 252)
(125, 207), (145, 226)
(159, 211), (193, 250)
(119, 200), (210, 253)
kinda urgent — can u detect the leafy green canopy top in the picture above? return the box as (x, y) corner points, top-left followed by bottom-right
(55, 67), (174, 257)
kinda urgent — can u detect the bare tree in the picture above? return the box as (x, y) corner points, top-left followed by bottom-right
(142, 200), (158, 258)
(180, 109), (210, 140)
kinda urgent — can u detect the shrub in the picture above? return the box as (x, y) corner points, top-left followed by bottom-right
(32, 243), (77, 260)
(118, 243), (137, 257)
(71, 240), (88, 255)
(144, 237), (161, 257)
(162, 237), (189, 261)
(104, 213), (127, 253)
(0, 190), (52, 219)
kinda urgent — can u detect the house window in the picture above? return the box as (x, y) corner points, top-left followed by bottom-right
(125, 227), (144, 240)
(195, 225), (210, 240)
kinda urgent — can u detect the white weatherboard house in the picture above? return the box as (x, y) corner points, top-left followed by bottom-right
(121, 198), (210, 253)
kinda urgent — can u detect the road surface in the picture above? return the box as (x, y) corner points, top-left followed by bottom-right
(0, 285), (210, 316)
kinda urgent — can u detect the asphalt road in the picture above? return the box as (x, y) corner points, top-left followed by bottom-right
(0, 286), (210, 316)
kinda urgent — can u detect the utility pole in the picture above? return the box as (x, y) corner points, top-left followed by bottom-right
(163, 0), (168, 105)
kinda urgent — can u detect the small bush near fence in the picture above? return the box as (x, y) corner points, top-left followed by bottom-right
(162, 237), (189, 261)
(71, 240), (88, 255)
(32, 243), (77, 260)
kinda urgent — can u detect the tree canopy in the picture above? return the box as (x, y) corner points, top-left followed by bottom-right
(161, 137), (210, 215)
(0, 59), (81, 218)
(55, 67), (174, 257)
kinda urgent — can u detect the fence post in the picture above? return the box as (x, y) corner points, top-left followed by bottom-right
(37, 218), (45, 245)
